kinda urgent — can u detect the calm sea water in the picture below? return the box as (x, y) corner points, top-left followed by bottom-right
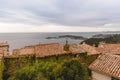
(0, 32), (119, 51)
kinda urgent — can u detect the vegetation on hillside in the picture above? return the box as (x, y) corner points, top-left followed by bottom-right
(8, 59), (89, 80)
(81, 34), (120, 47)
(3, 53), (98, 80)
(0, 61), (4, 80)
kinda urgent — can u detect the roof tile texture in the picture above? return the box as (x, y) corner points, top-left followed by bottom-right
(98, 43), (120, 54)
(13, 43), (66, 57)
(89, 54), (120, 78)
(69, 44), (99, 55)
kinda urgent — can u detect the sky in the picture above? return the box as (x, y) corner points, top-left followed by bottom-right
(0, 0), (120, 32)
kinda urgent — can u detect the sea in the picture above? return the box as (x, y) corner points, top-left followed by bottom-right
(0, 32), (120, 52)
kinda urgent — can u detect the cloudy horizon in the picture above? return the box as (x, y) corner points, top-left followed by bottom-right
(0, 0), (120, 32)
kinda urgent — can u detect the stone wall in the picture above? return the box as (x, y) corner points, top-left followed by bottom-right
(92, 71), (111, 80)
(13, 49), (20, 55)
(0, 42), (9, 56)
(0, 49), (4, 61)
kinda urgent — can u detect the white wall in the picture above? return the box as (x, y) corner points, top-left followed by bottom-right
(92, 71), (111, 80)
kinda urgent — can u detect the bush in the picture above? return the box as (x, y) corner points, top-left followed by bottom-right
(53, 59), (90, 80)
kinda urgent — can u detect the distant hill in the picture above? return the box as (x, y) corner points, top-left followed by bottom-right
(92, 34), (113, 38)
(81, 34), (120, 47)
(102, 31), (120, 33)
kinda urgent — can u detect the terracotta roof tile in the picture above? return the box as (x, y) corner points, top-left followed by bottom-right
(69, 44), (99, 55)
(35, 43), (66, 57)
(13, 43), (66, 57)
(0, 42), (9, 47)
(98, 43), (120, 54)
(89, 54), (120, 78)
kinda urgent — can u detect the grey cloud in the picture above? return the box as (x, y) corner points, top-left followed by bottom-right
(0, 0), (120, 27)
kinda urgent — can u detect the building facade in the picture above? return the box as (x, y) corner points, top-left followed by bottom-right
(0, 42), (9, 56)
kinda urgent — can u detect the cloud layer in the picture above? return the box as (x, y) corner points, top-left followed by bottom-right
(0, 0), (120, 32)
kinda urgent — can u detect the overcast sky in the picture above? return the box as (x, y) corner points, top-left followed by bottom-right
(0, 0), (120, 32)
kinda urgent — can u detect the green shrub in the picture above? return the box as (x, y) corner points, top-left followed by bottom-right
(5, 53), (95, 80)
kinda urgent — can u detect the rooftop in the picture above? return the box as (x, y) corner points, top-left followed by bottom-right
(89, 54), (120, 78)
(69, 43), (99, 55)
(12, 43), (66, 57)
(0, 41), (9, 47)
(97, 43), (120, 54)
(35, 43), (66, 57)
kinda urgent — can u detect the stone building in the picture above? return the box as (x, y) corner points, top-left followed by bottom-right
(0, 42), (9, 56)
(0, 49), (4, 61)
(12, 49), (20, 55)
(89, 54), (120, 80)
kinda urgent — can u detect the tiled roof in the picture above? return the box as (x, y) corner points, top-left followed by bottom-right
(13, 46), (35, 56)
(35, 43), (66, 57)
(69, 44), (85, 54)
(0, 42), (9, 47)
(97, 43), (120, 54)
(69, 44), (99, 55)
(12, 43), (66, 57)
(89, 54), (120, 78)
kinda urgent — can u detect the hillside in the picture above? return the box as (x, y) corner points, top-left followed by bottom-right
(92, 34), (113, 38)
(81, 34), (120, 47)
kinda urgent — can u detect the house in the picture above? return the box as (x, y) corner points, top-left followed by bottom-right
(89, 54), (120, 80)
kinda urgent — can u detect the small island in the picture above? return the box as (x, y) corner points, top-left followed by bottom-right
(46, 35), (87, 40)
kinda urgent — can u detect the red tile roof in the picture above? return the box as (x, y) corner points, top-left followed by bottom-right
(12, 43), (66, 57)
(35, 43), (66, 57)
(98, 43), (120, 54)
(89, 54), (120, 78)
(13, 46), (35, 56)
(69, 44), (99, 55)
(0, 42), (9, 47)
